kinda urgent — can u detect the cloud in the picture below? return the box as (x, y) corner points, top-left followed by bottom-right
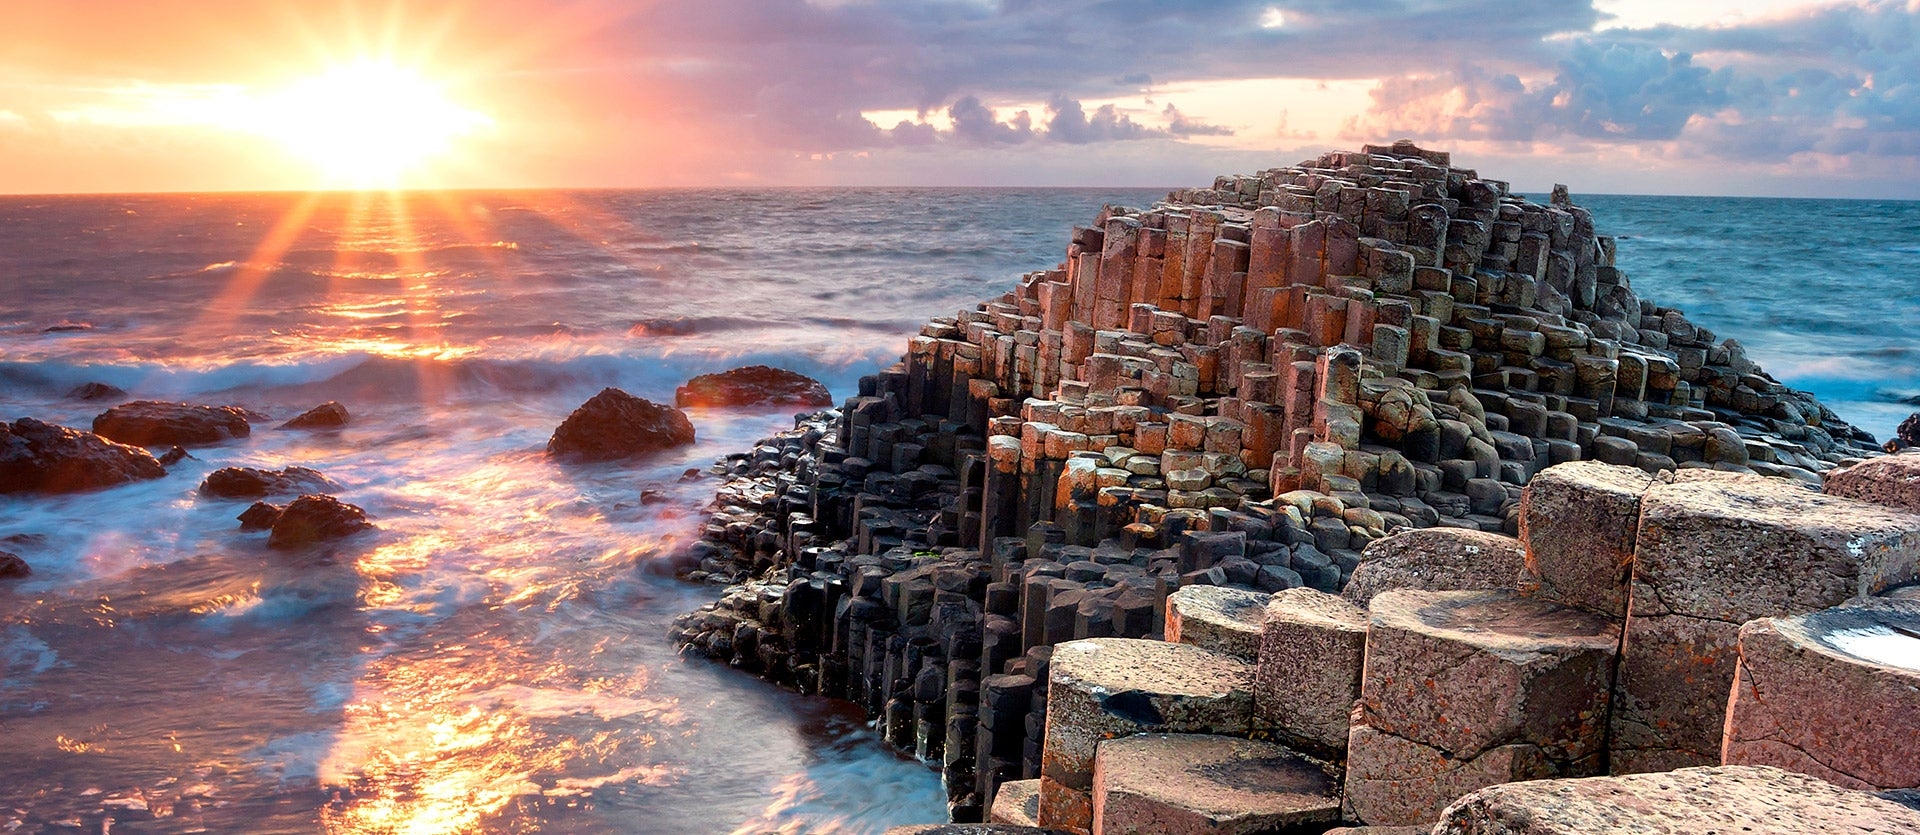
(1163, 103), (1235, 137)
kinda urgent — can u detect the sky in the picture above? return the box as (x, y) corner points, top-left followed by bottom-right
(2, 0), (1918, 197)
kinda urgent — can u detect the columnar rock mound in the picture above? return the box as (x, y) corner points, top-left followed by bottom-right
(92, 401), (253, 446)
(1, 418), (167, 494)
(676, 365), (834, 409)
(547, 388), (695, 461)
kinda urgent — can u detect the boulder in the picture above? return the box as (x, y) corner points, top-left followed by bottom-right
(547, 388), (696, 461)
(1612, 471), (1920, 773)
(1723, 598), (1920, 791)
(1092, 733), (1340, 835)
(238, 501), (283, 530)
(66, 381), (126, 402)
(1342, 528), (1526, 607)
(1431, 765), (1920, 834)
(1164, 585), (1268, 661)
(266, 495), (374, 548)
(1887, 412), (1919, 453)
(92, 401), (252, 446)
(0, 418), (166, 494)
(1519, 461), (1654, 618)
(1823, 452), (1920, 515)
(199, 466), (339, 499)
(279, 401), (350, 430)
(0, 550), (28, 579)
(675, 365), (833, 409)
(1255, 588), (1367, 758)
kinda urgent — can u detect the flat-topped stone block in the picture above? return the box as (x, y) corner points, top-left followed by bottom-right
(1347, 589), (1618, 826)
(1724, 598), (1920, 791)
(1255, 588), (1367, 757)
(1431, 765), (1920, 834)
(1519, 461), (1653, 618)
(888, 826), (1069, 835)
(1041, 638), (1255, 834)
(1092, 733), (1340, 835)
(1824, 452), (1920, 514)
(1613, 471), (1920, 773)
(1165, 585), (1268, 661)
(1342, 528), (1526, 607)
(991, 779), (1043, 826)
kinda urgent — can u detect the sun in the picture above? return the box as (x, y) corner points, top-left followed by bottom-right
(254, 60), (493, 188)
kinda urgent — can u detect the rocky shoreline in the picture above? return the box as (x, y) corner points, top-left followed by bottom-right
(666, 143), (1920, 833)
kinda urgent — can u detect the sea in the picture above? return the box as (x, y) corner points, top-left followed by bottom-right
(0, 188), (1915, 834)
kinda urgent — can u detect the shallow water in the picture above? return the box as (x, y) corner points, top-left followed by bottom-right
(0, 187), (1915, 833)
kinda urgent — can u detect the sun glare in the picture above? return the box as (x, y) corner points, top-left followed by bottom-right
(254, 60), (492, 188)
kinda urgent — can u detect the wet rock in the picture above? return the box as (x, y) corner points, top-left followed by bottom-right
(92, 400), (253, 446)
(0, 550), (28, 579)
(278, 401), (350, 430)
(1823, 452), (1920, 515)
(66, 381), (126, 402)
(547, 388), (695, 461)
(238, 501), (283, 531)
(0, 418), (167, 494)
(157, 446), (192, 466)
(1431, 765), (1920, 834)
(675, 365), (834, 409)
(265, 495), (374, 548)
(199, 466), (340, 499)
(1342, 527), (1526, 607)
(1093, 733), (1340, 834)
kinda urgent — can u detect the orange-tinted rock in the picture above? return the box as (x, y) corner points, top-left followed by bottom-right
(1255, 588), (1366, 757)
(1342, 528), (1526, 607)
(674, 365), (832, 409)
(92, 400), (252, 446)
(548, 388), (695, 461)
(1092, 733), (1340, 834)
(0, 418), (166, 494)
(199, 466), (339, 499)
(266, 494), (374, 548)
(1432, 765), (1920, 834)
(279, 401), (350, 430)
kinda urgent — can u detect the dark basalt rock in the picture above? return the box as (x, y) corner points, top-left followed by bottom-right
(0, 550), (28, 579)
(67, 382), (127, 402)
(279, 401), (350, 430)
(266, 495), (374, 548)
(200, 466), (340, 499)
(675, 365), (833, 409)
(238, 501), (283, 531)
(548, 388), (695, 461)
(1888, 413), (1920, 453)
(0, 418), (167, 494)
(158, 446), (192, 466)
(92, 401), (253, 447)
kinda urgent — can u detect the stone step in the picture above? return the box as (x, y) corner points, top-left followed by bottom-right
(1518, 460), (1653, 619)
(1341, 527), (1526, 607)
(1346, 588), (1619, 827)
(1040, 638), (1256, 834)
(1432, 764), (1920, 834)
(1165, 585), (1269, 660)
(1255, 587), (1367, 758)
(887, 826), (1069, 835)
(1723, 597), (1920, 791)
(1092, 733), (1340, 834)
(1823, 452), (1920, 515)
(990, 779), (1043, 826)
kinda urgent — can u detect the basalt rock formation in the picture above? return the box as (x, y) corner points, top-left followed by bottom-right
(1, 418), (168, 494)
(668, 144), (1898, 828)
(92, 401), (254, 447)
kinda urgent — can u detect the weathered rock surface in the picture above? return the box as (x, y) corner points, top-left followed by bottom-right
(1092, 733), (1340, 834)
(990, 779), (1042, 827)
(1431, 765), (1920, 834)
(1723, 598), (1920, 791)
(1824, 452), (1920, 515)
(199, 466), (340, 499)
(265, 495), (374, 548)
(0, 550), (28, 579)
(92, 401), (253, 446)
(1041, 638), (1254, 833)
(1342, 528), (1526, 607)
(1889, 413), (1920, 452)
(1164, 585), (1267, 661)
(1256, 588), (1367, 758)
(279, 401), (350, 430)
(547, 388), (695, 461)
(675, 365), (833, 409)
(1613, 470), (1920, 773)
(0, 418), (167, 494)
(886, 827), (1068, 835)
(1345, 726), (1557, 828)
(66, 381), (126, 402)
(1519, 461), (1653, 617)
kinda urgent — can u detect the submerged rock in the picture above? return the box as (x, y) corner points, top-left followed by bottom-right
(675, 365), (833, 409)
(92, 401), (253, 446)
(548, 388), (695, 461)
(0, 418), (167, 494)
(200, 466), (340, 499)
(0, 550), (28, 579)
(66, 381), (127, 402)
(279, 401), (350, 430)
(265, 495), (374, 548)
(157, 446), (192, 466)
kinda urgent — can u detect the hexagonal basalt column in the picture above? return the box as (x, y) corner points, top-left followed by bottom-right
(1040, 638), (1255, 834)
(1823, 452), (1920, 515)
(1092, 733), (1340, 835)
(1255, 588), (1367, 758)
(1345, 589), (1619, 826)
(1518, 461), (1654, 618)
(990, 779), (1044, 827)
(1723, 598), (1920, 791)
(1612, 471), (1920, 774)
(1165, 585), (1269, 661)
(1341, 528), (1526, 608)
